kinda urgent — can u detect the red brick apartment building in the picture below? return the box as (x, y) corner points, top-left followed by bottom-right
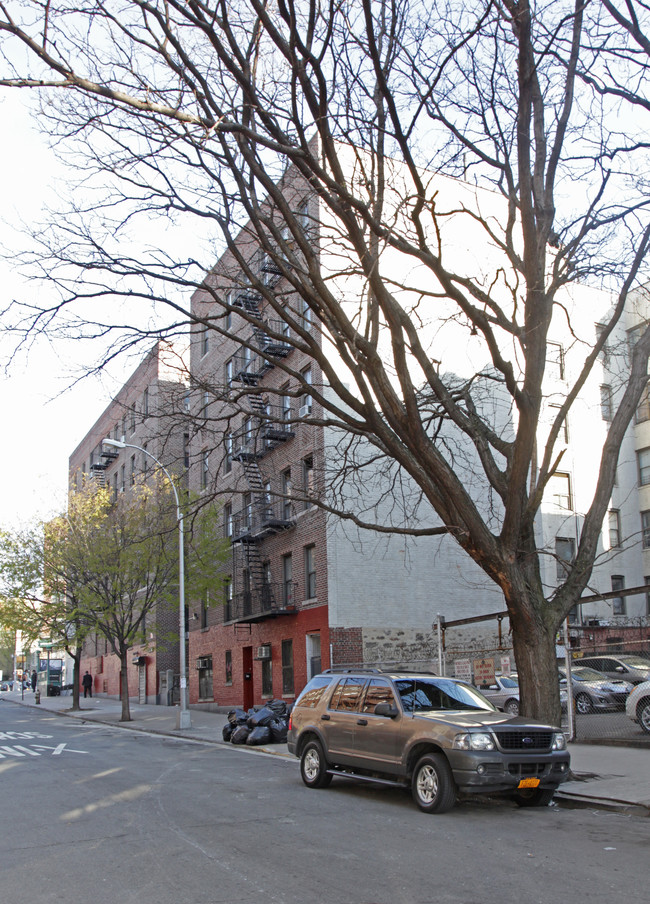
(186, 188), (332, 711)
(70, 342), (189, 702)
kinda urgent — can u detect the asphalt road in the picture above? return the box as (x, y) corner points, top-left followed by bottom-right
(1, 704), (648, 904)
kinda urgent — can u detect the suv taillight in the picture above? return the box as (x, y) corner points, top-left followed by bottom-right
(288, 713), (293, 731)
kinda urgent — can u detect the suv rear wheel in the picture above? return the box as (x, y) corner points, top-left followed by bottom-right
(300, 740), (333, 789)
(411, 753), (456, 814)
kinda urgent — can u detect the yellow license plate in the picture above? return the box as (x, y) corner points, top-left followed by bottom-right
(518, 777), (540, 789)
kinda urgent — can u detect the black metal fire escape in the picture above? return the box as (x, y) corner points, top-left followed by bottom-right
(227, 286), (296, 624)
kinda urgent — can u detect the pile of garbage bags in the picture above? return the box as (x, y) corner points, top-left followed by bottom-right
(223, 699), (292, 746)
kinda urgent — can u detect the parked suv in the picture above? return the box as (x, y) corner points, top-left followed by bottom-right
(287, 669), (570, 814)
(577, 655), (650, 686)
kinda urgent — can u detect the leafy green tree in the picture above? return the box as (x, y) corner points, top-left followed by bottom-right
(1, 480), (227, 721)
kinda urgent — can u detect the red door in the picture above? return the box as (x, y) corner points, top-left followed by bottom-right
(242, 646), (254, 710)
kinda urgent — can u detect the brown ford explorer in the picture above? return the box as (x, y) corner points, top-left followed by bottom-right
(287, 668), (570, 814)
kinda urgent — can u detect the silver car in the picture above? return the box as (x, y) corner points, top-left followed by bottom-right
(476, 675), (521, 715)
(577, 655), (650, 686)
(559, 666), (633, 714)
(625, 680), (650, 733)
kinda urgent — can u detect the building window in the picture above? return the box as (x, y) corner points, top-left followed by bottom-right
(282, 553), (293, 607)
(225, 649), (232, 685)
(549, 403), (569, 444)
(304, 544), (316, 599)
(224, 580), (232, 623)
(130, 454), (136, 486)
(183, 433), (190, 470)
(555, 537), (575, 581)
(600, 385), (613, 421)
(225, 358), (234, 386)
(608, 509), (621, 549)
(201, 329), (209, 357)
(302, 455), (314, 508)
(281, 384), (291, 421)
(637, 447), (650, 486)
(300, 366), (312, 415)
(307, 633), (322, 680)
(130, 404), (136, 433)
(628, 322), (648, 355)
(142, 443), (148, 479)
(548, 471), (572, 510)
(636, 383), (650, 424)
(224, 502), (233, 539)
(243, 492), (252, 529)
(201, 450), (209, 489)
(596, 323), (610, 367)
(281, 639), (294, 696)
(282, 469), (292, 520)
(120, 464), (126, 493)
(547, 342), (565, 380)
(643, 511), (650, 549)
(301, 298), (312, 331)
(143, 387), (149, 417)
(200, 591), (209, 630)
(261, 658), (272, 697)
(224, 432), (233, 474)
(201, 390), (209, 421)
(645, 577), (650, 617)
(611, 575), (626, 616)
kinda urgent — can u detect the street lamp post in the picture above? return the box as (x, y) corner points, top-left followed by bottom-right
(102, 438), (191, 730)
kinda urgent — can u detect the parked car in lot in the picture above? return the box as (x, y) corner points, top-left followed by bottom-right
(287, 668), (570, 813)
(625, 681), (650, 734)
(479, 675), (568, 716)
(559, 666), (633, 713)
(576, 655), (650, 686)
(476, 675), (521, 715)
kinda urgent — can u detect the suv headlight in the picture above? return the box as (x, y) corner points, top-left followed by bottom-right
(551, 732), (566, 751)
(453, 732), (495, 751)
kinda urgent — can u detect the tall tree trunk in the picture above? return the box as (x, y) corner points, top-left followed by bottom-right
(508, 599), (562, 725)
(119, 652), (131, 722)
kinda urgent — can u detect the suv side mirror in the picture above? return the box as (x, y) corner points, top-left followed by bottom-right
(374, 702), (399, 718)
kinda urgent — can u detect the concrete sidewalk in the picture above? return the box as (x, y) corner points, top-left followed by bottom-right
(3, 688), (649, 815)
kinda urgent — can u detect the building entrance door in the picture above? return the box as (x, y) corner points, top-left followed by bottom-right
(242, 646), (254, 710)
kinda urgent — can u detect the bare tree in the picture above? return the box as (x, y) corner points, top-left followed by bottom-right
(2, 1), (650, 721)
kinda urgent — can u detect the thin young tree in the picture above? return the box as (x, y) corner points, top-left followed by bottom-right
(2, 1), (650, 720)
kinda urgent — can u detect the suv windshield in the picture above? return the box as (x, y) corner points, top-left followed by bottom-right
(394, 677), (497, 713)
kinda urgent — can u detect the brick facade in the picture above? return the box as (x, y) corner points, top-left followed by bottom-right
(71, 342), (189, 702)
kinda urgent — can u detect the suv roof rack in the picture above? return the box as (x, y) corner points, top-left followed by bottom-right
(322, 667), (383, 674)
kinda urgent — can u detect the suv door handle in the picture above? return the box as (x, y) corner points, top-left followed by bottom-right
(357, 718), (368, 726)
(321, 713), (330, 721)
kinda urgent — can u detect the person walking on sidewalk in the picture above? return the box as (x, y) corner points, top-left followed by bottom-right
(30, 670), (37, 693)
(82, 671), (93, 698)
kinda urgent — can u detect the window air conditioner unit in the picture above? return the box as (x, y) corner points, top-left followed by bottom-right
(196, 657), (210, 670)
(255, 644), (272, 661)
(298, 404), (312, 418)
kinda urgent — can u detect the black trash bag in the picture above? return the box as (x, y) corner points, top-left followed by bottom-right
(246, 725), (272, 746)
(230, 725), (251, 745)
(222, 723), (235, 742)
(267, 699), (288, 717)
(247, 706), (275, 728)
(269, 718), (288, 743)
(228, 708), (248, 725)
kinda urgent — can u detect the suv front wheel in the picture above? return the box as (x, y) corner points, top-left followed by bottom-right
(411, 753), (456, 814)
(300, 740), (333, 789)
